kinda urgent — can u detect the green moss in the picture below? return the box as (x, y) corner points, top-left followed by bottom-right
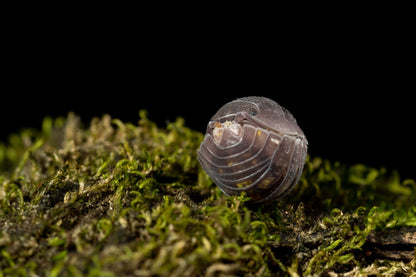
(0, 112), (415, 276)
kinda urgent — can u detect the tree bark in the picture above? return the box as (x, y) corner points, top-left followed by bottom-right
(365, 227), (416, 261)
(268, 227), (416, 262)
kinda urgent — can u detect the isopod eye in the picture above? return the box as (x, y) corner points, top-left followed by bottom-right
(249, 108), (258, 116)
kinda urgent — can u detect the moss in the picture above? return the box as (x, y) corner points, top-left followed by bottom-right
(0, 112), (415, 276)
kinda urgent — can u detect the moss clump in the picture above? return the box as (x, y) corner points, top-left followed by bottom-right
(0, 112), (415, 276)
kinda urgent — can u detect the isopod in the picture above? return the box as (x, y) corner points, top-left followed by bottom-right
(197, 96), (308, 203)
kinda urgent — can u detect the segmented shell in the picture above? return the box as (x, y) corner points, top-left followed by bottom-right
(197, 96), (308, 203)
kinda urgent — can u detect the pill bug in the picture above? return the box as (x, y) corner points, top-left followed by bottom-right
(197, 96), (308, 203)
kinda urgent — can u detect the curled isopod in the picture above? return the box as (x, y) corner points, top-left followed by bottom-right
(197, 96), (308, 203)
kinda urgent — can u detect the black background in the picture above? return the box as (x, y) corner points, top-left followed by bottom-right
(1, 20), (414, 180)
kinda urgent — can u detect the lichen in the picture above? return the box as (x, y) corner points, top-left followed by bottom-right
(0, 112), (415, 276)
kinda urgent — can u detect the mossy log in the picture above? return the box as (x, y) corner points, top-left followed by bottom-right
(0, 112), (415, 276)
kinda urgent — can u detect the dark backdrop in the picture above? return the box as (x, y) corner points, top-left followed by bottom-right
(1, 26), (414, 180)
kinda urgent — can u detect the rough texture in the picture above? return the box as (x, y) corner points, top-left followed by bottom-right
(0, 112), (415, 276)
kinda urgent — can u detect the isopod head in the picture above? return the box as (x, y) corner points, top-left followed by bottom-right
(197, 96), (308, 203)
